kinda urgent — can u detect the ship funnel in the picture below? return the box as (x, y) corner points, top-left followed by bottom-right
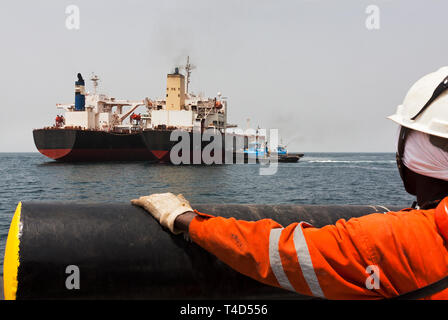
(166, 68), (185, 110)
(75, 73), (86, 111)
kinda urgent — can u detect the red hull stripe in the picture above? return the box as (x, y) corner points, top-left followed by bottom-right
(151, 150), (169, 160)
(39, 149), (72, 160)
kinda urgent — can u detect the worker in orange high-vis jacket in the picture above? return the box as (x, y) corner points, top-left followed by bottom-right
(131, 67), (448, 300)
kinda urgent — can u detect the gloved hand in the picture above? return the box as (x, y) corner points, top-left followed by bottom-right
(131, 193), (193, 234)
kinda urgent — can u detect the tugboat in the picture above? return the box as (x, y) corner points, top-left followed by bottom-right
(271, 143), (303, 163)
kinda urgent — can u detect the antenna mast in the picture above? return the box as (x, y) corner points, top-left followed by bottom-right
(184, 56), (196, 94)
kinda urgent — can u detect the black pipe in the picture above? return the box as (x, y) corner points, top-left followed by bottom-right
(4, 202), (402, 300)
(0, 276), (3, 300)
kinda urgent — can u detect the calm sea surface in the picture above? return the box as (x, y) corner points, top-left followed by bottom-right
(0, 152), (414, 273)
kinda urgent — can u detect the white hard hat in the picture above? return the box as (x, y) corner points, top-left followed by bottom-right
(388, 66), (448, 139)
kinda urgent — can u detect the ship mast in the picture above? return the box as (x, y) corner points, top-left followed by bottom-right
(184, 56), (195, 95)
(90, 73), (100, 94)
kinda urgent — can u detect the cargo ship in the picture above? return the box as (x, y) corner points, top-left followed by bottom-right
(33, 58), (268, 163)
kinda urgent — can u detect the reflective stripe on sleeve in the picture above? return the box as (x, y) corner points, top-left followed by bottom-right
(293, 223), (326, 298)
(268, 228), (295, 292)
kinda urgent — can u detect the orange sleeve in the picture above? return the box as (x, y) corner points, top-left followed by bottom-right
(189, 211), (283, 288)
(189, 210), (390, 299)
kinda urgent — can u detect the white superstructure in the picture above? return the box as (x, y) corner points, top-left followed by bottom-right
(55, 57), (236, 134)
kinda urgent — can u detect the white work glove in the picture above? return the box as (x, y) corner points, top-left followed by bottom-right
(131, 193), (193, 234)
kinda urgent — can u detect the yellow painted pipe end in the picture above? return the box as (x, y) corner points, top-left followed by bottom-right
(3, 202), (22, 300)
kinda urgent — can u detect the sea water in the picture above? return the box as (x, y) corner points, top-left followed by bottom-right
(0, 152), (414, 273)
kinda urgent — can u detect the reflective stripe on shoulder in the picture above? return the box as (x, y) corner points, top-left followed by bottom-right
(293, 223), (325, 298)
(269, 228), (295, 292)
(269, 225), (326, 298)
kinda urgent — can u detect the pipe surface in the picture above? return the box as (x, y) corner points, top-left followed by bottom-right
(3, 202), (403, 300)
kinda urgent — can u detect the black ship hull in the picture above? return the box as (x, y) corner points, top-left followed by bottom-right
(33, 128), (298, 164)
(33, 129), (156, 162)
(140, 129), (248, 164)
(33, 128), (248, 163)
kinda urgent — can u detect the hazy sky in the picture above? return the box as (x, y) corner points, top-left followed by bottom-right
(1, 0), (447, 152)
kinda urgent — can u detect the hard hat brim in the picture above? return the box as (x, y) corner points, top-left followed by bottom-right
(388, 109), (448, 140)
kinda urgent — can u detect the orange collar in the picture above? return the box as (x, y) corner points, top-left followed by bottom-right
(435, 197), (448, 242)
